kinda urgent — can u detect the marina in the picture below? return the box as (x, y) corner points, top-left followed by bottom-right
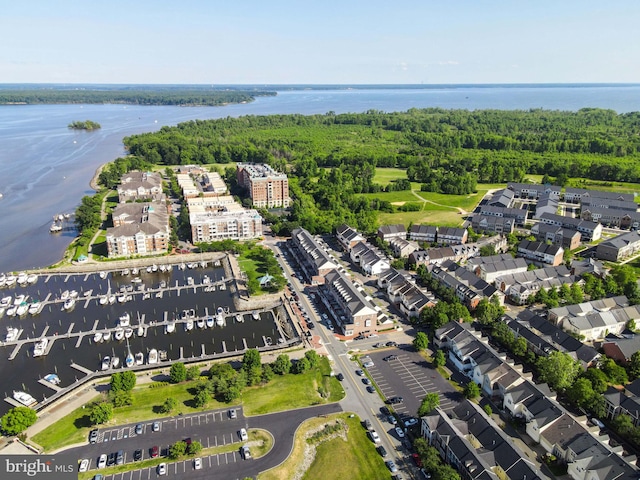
(0, 256), (299, 416)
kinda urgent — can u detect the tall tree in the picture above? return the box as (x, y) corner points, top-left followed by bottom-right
(0, 407), (37, 436)
(537, 351), (582, 392)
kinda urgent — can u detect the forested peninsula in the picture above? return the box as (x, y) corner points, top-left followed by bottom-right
(122, 108), (640, 234)
(0, 88), (276, 106)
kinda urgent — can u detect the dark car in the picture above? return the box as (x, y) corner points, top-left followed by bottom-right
(386, 341), (398, 347)
(383, 354), (399, 361)
(133, 449), (143, 461)
(307, 322), (315, 329)
(336, 373), (344, 381)
(89, 429), (99, 444)
(106, 452), (116, 467)
(362, 378), (371, 386)
(116, 450), (124, 465)
(381, 406), (391, 416)
(151, 446), (159, 458)
(366, 385), (376, 393)
(355, 369), (364, 376)
(377, 445), (388, 457)
(388, 396), (404, 405)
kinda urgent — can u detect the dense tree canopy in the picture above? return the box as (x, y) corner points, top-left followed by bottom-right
(0, 407), (37, 436)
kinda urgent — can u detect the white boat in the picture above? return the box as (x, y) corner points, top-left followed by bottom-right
(33, 338), (48, 357)
(117, 294), (127, 303)
(159, 264), (167, 272)
(236, 314), (244, 323)
(132, 268), (139, 275)
(63, 298), (75, 310)
(44, 373), (60, 385)
(60, 290), (70, 301)
(50, 223), (62, 233)
(184, 319), (194, 331)
(103, 330), (112, 341)
(99, 295), (108, 305)
(5, 274), (16, 286)
(206, 316), (214, 328)
(146, 266), (152, 273)
(101, 356), (111, 370)
(165, 322), (175, 334)
(16, 303), (28, 316)
(28, 302), (41, 315)
(5, 327), (19, 342)
(124, 327), (133, 339)
(152, 264), (158, 272)
(137, 325), (144, 337)
(118, 312), (130, 326)
(93, 331), (103, 343)
(216, 313), (225, 327)
(27, 274), (38, 284)
(252, 312), (260, 321)
(13, 294), (26, 305)
(17, 272), (28, 285)
(83, 289), (93, 297)
(114, 328), (124, 341)
(219, 282), (226, 291)
(179, 263), (186, 270)
(6, 305), (17, 316)
(196, 318), (205, 329)
(125, 352), (134, 368)
(134, 352), (144, 365)
(0, 296), (11, 308)
(13, 391), (36, 407)
(99, 271), (107, 279)
(148, 348), (158, 364)
(111, 356), (120, 368)
(108, 295), (116, 304)
(69, 290), (79, 299)
(122, 269), (129, 275)
(266, 337), (273, 346)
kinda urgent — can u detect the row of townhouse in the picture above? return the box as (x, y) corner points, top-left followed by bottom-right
(176, 170), (228, 198)
(409, 244), (480, 267)
(429, 259), (504, 309)
(477, 204), (529, 226)
(336, 224), (366, 251)
(433, 321), (638, 480)
(289, 227), (380, 337)
(604, 379), (640, 428)
(494, 265), (578, 305)
(533, 192), (559, 219)
(466, 254), (528, 283)
(470, 214), (515, 235)
(407, 224), (469, 245)
(539, 213), (603, 242)
(595, 231), (640, 262)
(564, 188), (635, 204)
(487, 188), (515, 209)
(507, 182), (561, 199)
(582, 197), (638, 212)
(349, 241), (390, 276)
(517, 239), (564, 267)
(582, 207), (640, 230)
(421, 400), (546, 480)
(531, 223), (582, 251)
(388, 237), (419, 258)
(377, 268), (436, 319)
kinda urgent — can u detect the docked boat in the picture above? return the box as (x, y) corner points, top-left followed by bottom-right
(5, 327), (19, 342)
(206, 316), (214, 328)
(158, 350), (168, 361)
(16, 303), (28, 316)
(125, 352), (134, 368)
(33, 338), (48, 357)
(152, 264), (158, 272)
(219, 282), (226, 290)
(63, 298), (75, 310)
(137, 325), (144, 337)
(132, 268), (139, 275)
(83, 289), (93, 297)
(103, 330), (112, 342)
(108, 295), (116, 304)
(118, 312), (130, 327)
(146, 266), (152, 273)
(93, 331), (103, 343)
(147, 348), (158, 364)
(252, 312), (260, 321)
(111, 356), (120, 368)
(6, 305), (17, 316)
(114, 328), (124, 341)
(27, 274), (38, 284)
(13, 391), (36, 407)
(17, 272), (28, 285)
(5, 274), (16, 286)
(179, 263), (186, 270)
(124, 327), (133, 339)
(184, 319), (194, 331)
(44, 373), (60, 385)
(159, 264), (167, 272)
(134, 352), (144, 365)
(101, 356), (110, 371)
(50, 223), (62, 233)
(117, 294), (127, 303)
(122, 268), (130, 275)
(165, 322), (175, 334)
(69, 290), (79, 299)
(28, 302), (41, 315)
(99, 271), (107, 279)
(60, 290), (70, 301)
(196, 318), (205, 329)
(99, 295), (108, 305)
(1, 296), (11, 308)
(216, 314), (225, 327)
(236, 314), (244, 323)
(13, 294), (26, 305)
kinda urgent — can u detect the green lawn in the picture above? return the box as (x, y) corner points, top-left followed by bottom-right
(372, 167), (408, 185)
(302, 415), (389, 480)
(360, 190), (417, 204)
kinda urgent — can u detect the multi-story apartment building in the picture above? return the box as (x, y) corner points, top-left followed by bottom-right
(106, 202), (169, 258)
(189, 205), (263, 243)
(236, 163), (290, 208)
(117, 171), (163, 202)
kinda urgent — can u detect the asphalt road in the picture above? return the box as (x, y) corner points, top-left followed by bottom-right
(69, 403), (342, 480)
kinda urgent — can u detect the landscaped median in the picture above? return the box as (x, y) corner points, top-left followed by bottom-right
(77, 429), (272, 480)
(259, 413), (390, 480)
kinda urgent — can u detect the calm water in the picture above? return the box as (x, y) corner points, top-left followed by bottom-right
(1, 85), (640, 272)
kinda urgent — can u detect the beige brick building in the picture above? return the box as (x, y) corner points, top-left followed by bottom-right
(106, 202), (170, 257)
(237, 163), (290, 208)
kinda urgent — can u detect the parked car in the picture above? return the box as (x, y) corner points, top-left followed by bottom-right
(93, 475), (103, 480)
(387, 415), (397, 425)
(152, 421), (160, 432)
(362, 378), (371, 385)
(395, 426), (405, 438)
(116, 450), (124, 465)
(336, 372), (344, 381)
(404, 417), (418, 427)
(385, 460), (398, 473)
(89, 429), (99, 444)
(592, 418), (605, 428)
(229, 409), (237, 419)
(307, 321), (315, 329)
(368, 430), (381, 443)
(362, 360), (374, 368)
(412, 453), (423, 467)
(387, 396), (404, 405)
(241, 446), (252, 460)
(97, 454), (107, 469)
(366, 385), (376, 393)
(78, 459), (89, 473)
(383, 354), (399, 361)
(355, 369), (364, 376)
(106, 452), (116, 467)
(157, 463), (167, 476)
(151, 445), (159, 458)
(239, 428), (248, 441)
(135, 423), (143, 435)
(193, 457), (202, 470)
(380, 406), (391, 416)
(133, 449), (142, 461)
(377, 445), (388, 457)
(386, 341), (398, 347)
(363, 419), (372, 430)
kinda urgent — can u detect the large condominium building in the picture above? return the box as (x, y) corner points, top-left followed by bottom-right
(237, 163), (290, 208)
(117, 171), (163, 202)
(189, 204), (263, 243)
(106, 202), (170, 258)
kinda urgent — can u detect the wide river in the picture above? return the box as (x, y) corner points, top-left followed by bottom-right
(1, 85), (640, 272)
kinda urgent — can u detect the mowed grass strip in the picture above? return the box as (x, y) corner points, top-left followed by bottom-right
(372, 167), (408, 185)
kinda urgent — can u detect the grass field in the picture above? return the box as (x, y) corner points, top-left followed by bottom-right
(372, 167), (407, 186)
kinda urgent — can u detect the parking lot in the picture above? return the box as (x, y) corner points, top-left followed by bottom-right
(363, 347), (463, 420)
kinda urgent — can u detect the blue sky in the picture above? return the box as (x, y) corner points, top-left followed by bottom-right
(1, 0), (639, 84)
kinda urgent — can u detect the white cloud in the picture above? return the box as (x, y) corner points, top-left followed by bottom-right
(438, 60), (460, 66)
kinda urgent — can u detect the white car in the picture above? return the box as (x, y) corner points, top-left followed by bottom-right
(97, 454), (107, 469)
(193, 457), (202, 470)
(239, 428), (248, 441)
(157, 463), (167, 475)
(368, 430), (381, 443)
(78, 459), (89, 472)
(592, 418), (605, 428)
(395, 426), (405, 438)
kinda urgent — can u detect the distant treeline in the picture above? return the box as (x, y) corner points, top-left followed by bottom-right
(0, 89), (276, 106)
(68, 120), (101, 130)
(121, 108), (640, 235)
